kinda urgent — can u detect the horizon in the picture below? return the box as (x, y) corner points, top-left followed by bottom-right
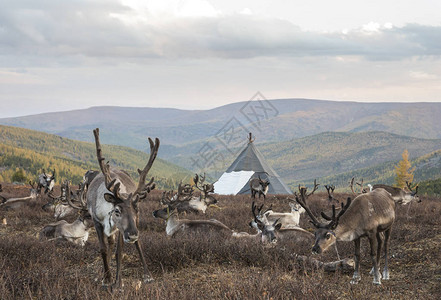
(2, 97), (440, 119)
(1, 0), (441, 118)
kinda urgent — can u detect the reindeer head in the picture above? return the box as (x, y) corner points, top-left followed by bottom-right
(295, 184), (351, 254)
(152, 183), (194, 219)
(404, 181), (421, 204)
(258, 175), (270, 189)
(293, 180), (352, 254)
(251, 202), (281, 244)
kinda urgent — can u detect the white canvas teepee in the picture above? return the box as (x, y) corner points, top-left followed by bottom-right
(214, 133), (292, 195)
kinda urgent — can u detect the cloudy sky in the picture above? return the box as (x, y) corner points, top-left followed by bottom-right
(1, 0), (441, 118)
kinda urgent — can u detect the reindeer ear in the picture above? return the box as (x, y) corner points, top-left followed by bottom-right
(104, 193), (118, 204)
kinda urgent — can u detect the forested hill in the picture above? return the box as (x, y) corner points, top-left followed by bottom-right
(0, 125), (192, 188)
(1, 100), (441, 152)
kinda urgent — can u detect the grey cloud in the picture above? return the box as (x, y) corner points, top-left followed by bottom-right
(1, 1), (441, 63)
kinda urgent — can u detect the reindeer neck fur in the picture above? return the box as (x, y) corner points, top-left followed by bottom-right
(188, 196), (208, 213)
(87, 170), (136, 237)
(334, 189), (395, 242)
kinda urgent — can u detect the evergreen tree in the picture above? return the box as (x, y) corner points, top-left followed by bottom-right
(395, 149), (415, 189)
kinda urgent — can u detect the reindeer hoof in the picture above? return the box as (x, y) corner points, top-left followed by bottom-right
(350, 274), (361, 285)
(143, 275), (154, 284)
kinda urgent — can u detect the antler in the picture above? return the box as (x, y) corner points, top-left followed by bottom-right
(134, 137), (160, 199)
(294, 184), (321, 228)
(65, 181), (85, 211)
(306, 179), (319, 197)
(406, 181), (419, 196)
(320, 197), (352, 229)
(324, 184), (336, 202)
(161, 182), (194, 207)
(93, 128), (112, 187)
(194, 173), (214, 199)
(356, 178), (365, 193)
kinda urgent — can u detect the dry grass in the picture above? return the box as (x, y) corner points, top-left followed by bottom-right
(1, 183), (440, 299)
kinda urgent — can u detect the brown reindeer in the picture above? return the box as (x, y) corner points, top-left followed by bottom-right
(295, 184), (395, 285)
(86, 128), (159, 289)
(372, 181), (420, 205)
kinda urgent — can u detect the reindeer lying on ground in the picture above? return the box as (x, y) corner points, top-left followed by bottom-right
(295, 183), (396, 285)
(248, 202), (313, 245)
(372, 181), (420, 205)
(42, 181), (85, 220)
(153, 188), (231, 237)
(0, 182), (38, 210)
(190, 173), (218, 213)
(259, 202), (305, 229)
(87, 128), (159, 288)
(37, 169), (56, 195)
(40, 182), (94, 246)
(250, 175), (270, 199)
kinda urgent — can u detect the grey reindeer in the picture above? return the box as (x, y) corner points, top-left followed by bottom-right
(87, 128), (159, 289)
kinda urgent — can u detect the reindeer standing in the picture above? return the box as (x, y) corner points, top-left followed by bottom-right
(250, 175), (270, 199)
(37, 169), (56, 195)
(295, 184), (395, 285)
(87, 128), (159, 288)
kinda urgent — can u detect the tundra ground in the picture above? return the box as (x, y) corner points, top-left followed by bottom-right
(0, 183), (440, 299)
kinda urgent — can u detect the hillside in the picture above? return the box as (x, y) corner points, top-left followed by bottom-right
(1, 100), (441, 154)
(301, 149), (441, 194)
(163, 131), (441, 185)
(0, 125), (193, 188)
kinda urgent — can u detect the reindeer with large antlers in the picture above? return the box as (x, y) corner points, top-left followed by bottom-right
(40, 181), (93, 246)
(87, 128), (159, 289)
(190, 173), (217, 213)
(153, 185), (231, 237)
(294, 182), (395, 285)
(372, 181), (420, 205)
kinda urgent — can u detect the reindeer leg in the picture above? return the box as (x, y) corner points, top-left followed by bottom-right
(134, 239), (154, 283)
(112, 232), (124, 290)
(370, 231), (384, 276)
(369, 233), (381, 285)
(382, 228), (392, 280)
(94, 221), (112, 285)
(350, 238), (361, 284)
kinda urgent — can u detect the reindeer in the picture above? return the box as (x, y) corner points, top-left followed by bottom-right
(262, 202), (306, 228)
(0, 182), (38, 210)
(43, 181), (85, 220)
(87, 128), (159, 288)
(249, 202), (313, 244)
(250, 175), (270, 199)
(153, 187), (231, 237)
(372, 181), (420, 205)
(37, 169), (56, 195)
(39, 182), (94, 246)
(294, 184), (395, 285)
(189, 173), (218, 213)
